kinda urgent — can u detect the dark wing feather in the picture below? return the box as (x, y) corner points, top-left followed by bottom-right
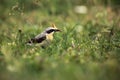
(28, 36), (46, 43)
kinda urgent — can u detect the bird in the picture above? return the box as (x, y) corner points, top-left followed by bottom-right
(27, 24), (61, 48)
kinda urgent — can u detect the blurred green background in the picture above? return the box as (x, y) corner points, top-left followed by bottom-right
(0, 0), (120, 80)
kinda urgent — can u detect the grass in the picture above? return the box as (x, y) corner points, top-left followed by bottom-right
(0, 1), (120, 80)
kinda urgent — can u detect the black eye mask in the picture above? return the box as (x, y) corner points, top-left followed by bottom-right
(46, 29), (55, 34)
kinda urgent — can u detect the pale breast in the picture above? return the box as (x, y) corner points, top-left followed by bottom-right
(46, 33), (54, 41)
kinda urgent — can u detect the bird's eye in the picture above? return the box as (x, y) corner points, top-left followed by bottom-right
(46, 29), (55, 33)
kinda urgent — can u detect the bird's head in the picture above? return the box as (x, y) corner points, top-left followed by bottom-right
(45, 24), (61, 34)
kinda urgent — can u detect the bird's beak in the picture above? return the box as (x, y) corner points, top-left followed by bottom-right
(55, 29), (61, 32)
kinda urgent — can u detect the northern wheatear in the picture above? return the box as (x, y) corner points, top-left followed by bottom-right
(27, 24), (61, 48)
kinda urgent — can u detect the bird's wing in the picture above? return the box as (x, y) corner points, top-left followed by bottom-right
(28, 32), (46, 43)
